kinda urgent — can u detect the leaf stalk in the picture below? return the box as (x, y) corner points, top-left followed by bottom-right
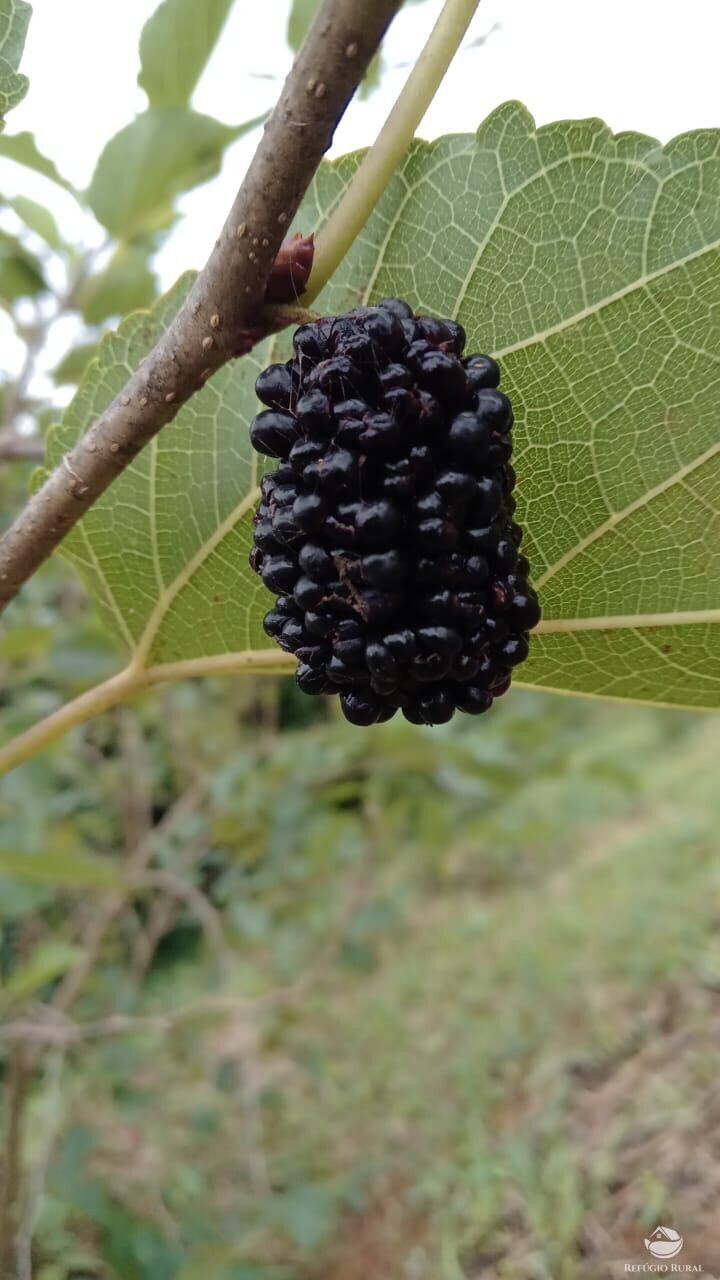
(306, 0), (483, 301)
(0, 652), (295, 777)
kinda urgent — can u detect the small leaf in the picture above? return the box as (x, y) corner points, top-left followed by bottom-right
(0, 0), (31, 119)
(0, 61), (27, 118)
(139, 0), (235, 108)
(0, 624), (52, 659)
(78, 245), (157, 325)
(287, 0), (319, 53)
(87, 108), (265, 238)
(10, 194), (63, 249)
(0, 0), (30, 71)
(0, 847), (125, 889)
(358, 51), (381, 100)
(53, 341), (100, 386)
(0, 130), (74, 189)
(262, 1186), (339, 1249)
(0, 228), (45, 302)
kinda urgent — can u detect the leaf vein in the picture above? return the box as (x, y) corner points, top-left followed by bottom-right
(535, 438), (720, 590)
(133, 485), (261, 666)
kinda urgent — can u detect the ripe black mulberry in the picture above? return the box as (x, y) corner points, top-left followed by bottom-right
(249, 299), (540, 726)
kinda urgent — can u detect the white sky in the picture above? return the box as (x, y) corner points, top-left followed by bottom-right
(2, 0), (720, 393)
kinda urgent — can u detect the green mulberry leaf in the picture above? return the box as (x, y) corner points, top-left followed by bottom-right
(87, 108), (265, 239)
(0, 227), (45, 302)
(45, 104), (720, 708)
(0, 130), (74, 188)
(77, 245), (157, 325)
(0, 0), (31, 121)
(138, 0), (235, 108)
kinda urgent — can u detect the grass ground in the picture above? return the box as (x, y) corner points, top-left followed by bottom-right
(12, 689), (720, 1280)
(283, 705), (720, 1278)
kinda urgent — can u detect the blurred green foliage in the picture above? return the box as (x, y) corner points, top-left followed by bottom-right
(138, 0), (236, 109)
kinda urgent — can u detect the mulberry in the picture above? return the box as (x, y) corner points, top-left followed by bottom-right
(249, 300), (540, 726)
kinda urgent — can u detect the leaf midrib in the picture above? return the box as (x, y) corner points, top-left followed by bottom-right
(537, 609), (720, 632)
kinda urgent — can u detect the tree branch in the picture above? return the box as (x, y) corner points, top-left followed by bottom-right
(16, 1050), (65, 1280)
(0, 0), (403, 614)
(0, 987), (307, 1048)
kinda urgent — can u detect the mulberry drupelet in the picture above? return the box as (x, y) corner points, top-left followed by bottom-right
(249, 299), (540, 726)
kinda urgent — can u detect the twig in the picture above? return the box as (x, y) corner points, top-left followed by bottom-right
(0, 988), (306, 1048)
(16, 1050), (65, 1280)
(130, 834), (209, 982)
(117, 708), (153, 850)
(135, 869), (230, 973)
(0, 1045), (29, 1277)
(0, 427), (45, 462)
(50, 780), (208, 1016)
(0, 0), (403, 614)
